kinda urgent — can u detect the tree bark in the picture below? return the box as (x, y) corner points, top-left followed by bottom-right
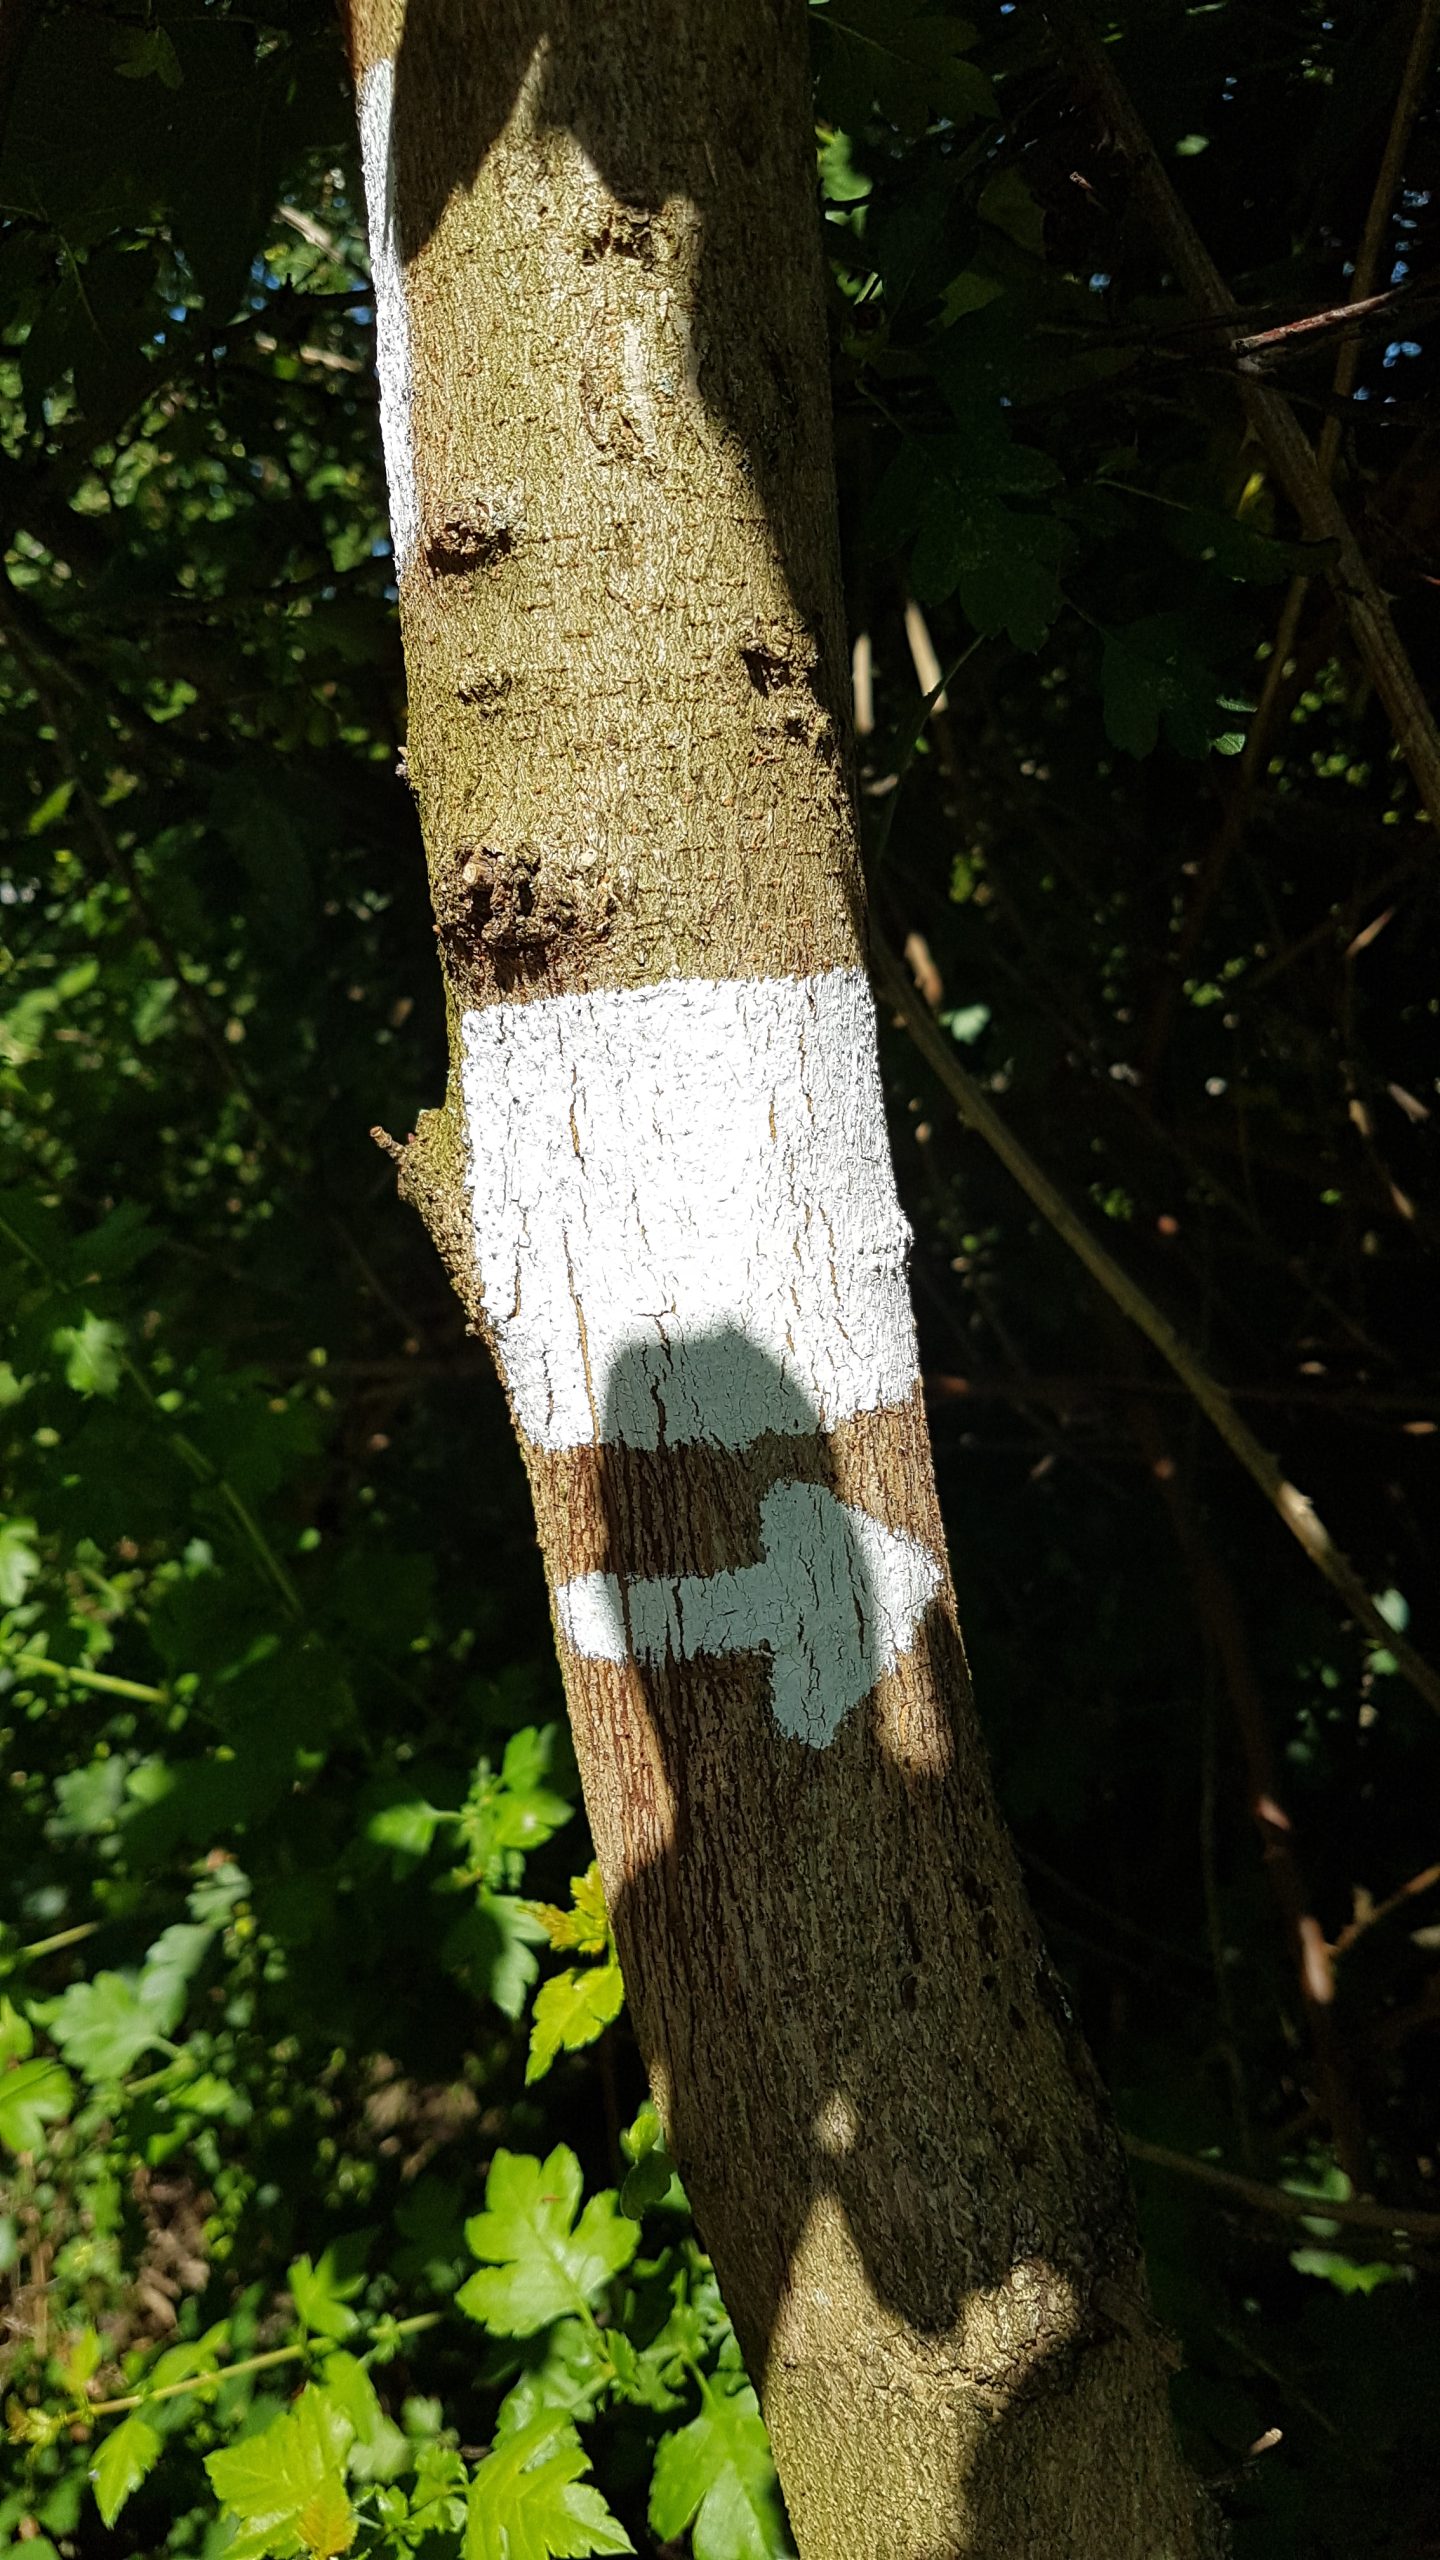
(344, 4), (1220, 2552)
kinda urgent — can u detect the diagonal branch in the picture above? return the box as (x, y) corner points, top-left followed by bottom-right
(872, 929), (1440, 1723)
(1123, 2138), (1440, 2242)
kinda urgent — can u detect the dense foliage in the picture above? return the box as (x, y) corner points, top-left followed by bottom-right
(2, 3), (1438, 2554)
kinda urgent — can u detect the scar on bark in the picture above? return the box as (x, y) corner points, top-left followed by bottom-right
(435, 842), (617, 985)
(581, 206), (656, 265)
(425, 484), (524, 573)
(738, 614), (813, 696)
(739, 617), (840, 763)
(456, 662), (513, 710)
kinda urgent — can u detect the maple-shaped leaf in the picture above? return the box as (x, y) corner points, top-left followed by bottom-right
(464, 2416), (632, 2560)
(528, 1861), (610, 1955)
(526, 1959), (625, 2086)
(47, 1973), (172, 2081)
(868, 427), (1064, 650)
(287, 2235), (371, 2343)
(648, 2375), (792, 2560)
(1100, 613), (1236, 759)
(47, 1921), (211, 2083)
(205, 2384), (356, 2558)
(457, 2147), (638, 2336)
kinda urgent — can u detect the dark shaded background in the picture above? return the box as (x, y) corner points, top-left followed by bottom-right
(2, 2), (1438, 2553)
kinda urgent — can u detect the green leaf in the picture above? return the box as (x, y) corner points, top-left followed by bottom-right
(459, 1726), (576, 1883)
(1290, 2245), (1413, 2295)
(91, 2413), (162, 2527)
(648, 2376), (792, 2560)
(1159, 500), (1329, 585)
(320, 2352), (408, 2482)
(464, 2416), (632, 2560)
(458, 2147), (639, 2336)
(58, 2323), (103, 2392)
(205, 2386), (357, 2558)
(815, 0), (995, 135)
(978, 166), (1046, 255)
(526, 1959), (625, 2085)
(1100, 614), (1233, 759)
(497, 1727), (575, 1845)
(869, 429), (1064, 649)
(113, 24), (183, 87)
(141, 1919), (214, 2012)
(47, 1962), (183, 2082)
(938, 270), (1004, 325)
(497, 2317), (610, 2436)
(442, 1893), (549, 2019)
(363, 1792), (440, 1859)
(0, 2055), (75, 2152)
(52, 1312), (125, 1396)
(289, 2248), (363, 2341)
(47, 1919), (211, 2083)
(618, 2101), (683, 2217)
(617, 2099), (681, 2222)
(528, 1862), (611, 1956)
(619, 2148), (678, 2219)
(0, 1996), (34, 2068)
(0, 1515), (41, 1607)
(146, 2322), (230, 2392)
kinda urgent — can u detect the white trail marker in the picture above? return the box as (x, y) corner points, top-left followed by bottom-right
(358, 59), (420, 576)
(555, 1478), (941, 1749)
(459, 969), (921, 1455)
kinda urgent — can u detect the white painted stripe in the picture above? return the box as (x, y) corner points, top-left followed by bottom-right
(460, 969), (921, 1453)
(358, 58), (420, 576)
(556, 1479), (940, 1748)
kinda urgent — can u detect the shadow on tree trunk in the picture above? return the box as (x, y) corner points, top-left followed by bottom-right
(577, 1328), (1206, 2557)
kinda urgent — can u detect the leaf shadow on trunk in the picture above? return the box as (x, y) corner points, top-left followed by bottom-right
(583, 1326), (1184, 2552)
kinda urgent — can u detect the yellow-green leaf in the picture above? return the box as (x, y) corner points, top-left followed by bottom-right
(526, 1959), (625, 2085)
(91, 2413), (162, 2527)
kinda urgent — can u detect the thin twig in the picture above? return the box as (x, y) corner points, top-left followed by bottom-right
(1320, 0), (1440, 470)
(1022, 1848), (1210, 1975)
(1129, 1395), (1370, 2190)
(1123, 2137), (1440, 2241)
(1229, 273), (1440, 366)
(8, 1653), (169, 1705)
(79, 2313), (443, 2423)
(1046, 0), (1440, 839)
(17, 1921), (102, 1962)
(873, 931), (1440, 1722)
(1142, 0), (1440, 1076)
(1330, 1861), (1440, 1960)
(925, 1372), (1440, 1420)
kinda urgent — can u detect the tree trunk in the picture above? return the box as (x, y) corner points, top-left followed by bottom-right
(345, 4), (1219, 2552)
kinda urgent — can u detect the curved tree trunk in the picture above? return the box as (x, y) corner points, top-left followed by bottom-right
(345, 4), (1219, 2552)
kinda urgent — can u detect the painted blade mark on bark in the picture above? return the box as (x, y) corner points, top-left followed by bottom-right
(357, 59), (420, 576)
(556, 1479), (941, 1747)
(459, 969), (921, 1453)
